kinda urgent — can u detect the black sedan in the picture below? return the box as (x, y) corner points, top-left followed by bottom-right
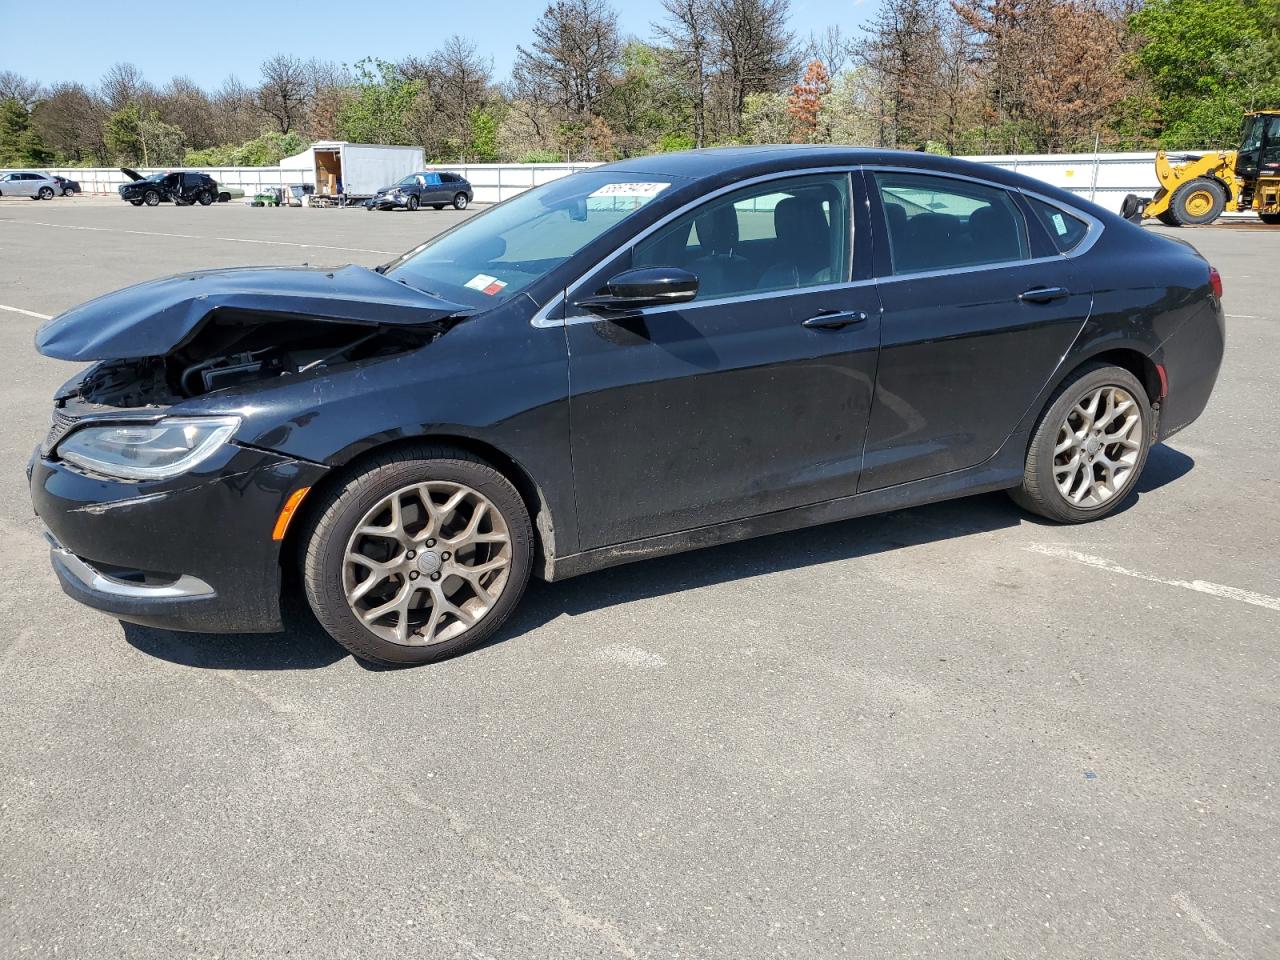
(366, 171), (473, 211)
(52, 175), (81, 196)
(29, 147), (1224, 666)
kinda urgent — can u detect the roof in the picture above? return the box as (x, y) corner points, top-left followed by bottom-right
(599, 144), (1116, 219)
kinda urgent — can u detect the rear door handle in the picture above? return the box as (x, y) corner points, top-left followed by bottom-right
(803, 309), (868, 330)
(1019, 286), (1070, 304)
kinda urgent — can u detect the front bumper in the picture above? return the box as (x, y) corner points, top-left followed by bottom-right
(366, 195), (406, 210)
(29, 444), (327, 633)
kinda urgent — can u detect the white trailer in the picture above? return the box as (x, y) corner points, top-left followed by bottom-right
(279, 141), (426, 200)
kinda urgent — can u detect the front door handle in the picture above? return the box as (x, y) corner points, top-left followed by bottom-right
(803, 309), (868, 330)
(1019, 286), (1070, 304)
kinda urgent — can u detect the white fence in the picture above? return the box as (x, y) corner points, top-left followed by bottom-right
(0, 152), (1204, 213)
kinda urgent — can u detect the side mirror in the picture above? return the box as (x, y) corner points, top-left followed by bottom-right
(577, 267), (699, 314)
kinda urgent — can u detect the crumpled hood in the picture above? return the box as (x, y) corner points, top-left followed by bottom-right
(35, 264), (471, 361)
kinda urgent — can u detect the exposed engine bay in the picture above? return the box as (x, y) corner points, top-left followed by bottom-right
(59, 312), (444, 410)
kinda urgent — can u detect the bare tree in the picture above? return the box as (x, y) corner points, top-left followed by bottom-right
(211, 76), (263, 144)
(100, 62), (149, 111)
(857, 0), (945, 148)
(157, 76), (217, 149)
(656, 0), (714, 146)
(33, 82), (107, 161)
(257, 54), (310, 133)
(707, 0), (798, 137)
(512, 0), (622, 119)
(0, 71), (42, 107)
(805, 24), (850, 77)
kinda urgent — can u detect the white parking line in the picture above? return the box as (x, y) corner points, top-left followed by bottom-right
(1025, 544), (1280, 612)
(0, 218), (398, 256)
(0, 303), (51, 320)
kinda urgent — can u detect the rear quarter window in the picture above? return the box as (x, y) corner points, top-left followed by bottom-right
(1027, 198), (1090, 252)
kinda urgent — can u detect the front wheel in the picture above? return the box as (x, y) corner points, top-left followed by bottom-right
(129, 198), (143, 206)
(1260, 213), (1280, 226)
(1167, 177), (1226, 226)
(1009, 363), (1153, 523)
(37, 186), (54, 200)
(197, 190), (213, 206)
(452, 192), (469, 210)
(143, 189), (160, 206)
(406, 195), (419, 211)
(303, 447), (533, 666)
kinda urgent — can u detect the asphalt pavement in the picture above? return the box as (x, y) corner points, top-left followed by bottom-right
(0, 195), (1276, 959)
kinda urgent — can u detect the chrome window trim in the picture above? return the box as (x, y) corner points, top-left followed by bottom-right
(531, 166), (860, 328)
(529, 162), (1106, 328)
(1015, 186), (1106, 258)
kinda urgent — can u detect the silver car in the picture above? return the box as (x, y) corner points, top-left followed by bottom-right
(0, 171), (57, 200)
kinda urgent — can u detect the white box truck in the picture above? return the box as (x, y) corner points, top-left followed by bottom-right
(279, 142), (426, 200)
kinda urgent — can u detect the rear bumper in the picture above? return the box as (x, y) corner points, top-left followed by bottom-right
(29, 444), (327, 633)
(1156, 300), (1226, 441)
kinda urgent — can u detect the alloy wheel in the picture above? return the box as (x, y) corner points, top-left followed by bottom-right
(1053, 385), (1143, 507)
(342, 480), (512, 646)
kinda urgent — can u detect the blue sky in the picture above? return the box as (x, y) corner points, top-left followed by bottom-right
(0, 0), (874, 90)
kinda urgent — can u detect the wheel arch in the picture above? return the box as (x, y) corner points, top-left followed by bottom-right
(280, 433), (558, 583)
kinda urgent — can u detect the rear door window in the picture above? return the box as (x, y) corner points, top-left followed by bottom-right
(872, 171), (1029, 275)
(1026, 198), (1090, 253)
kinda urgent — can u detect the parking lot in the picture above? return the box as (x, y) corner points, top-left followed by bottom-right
(1, 195), (1277, 959)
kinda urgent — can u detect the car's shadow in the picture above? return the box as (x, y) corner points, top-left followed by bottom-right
(123, 444), (1195, 671)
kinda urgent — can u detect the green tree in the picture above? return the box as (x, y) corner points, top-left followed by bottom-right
(335, 58), (421, 145)
(468, 107), (499, 162)
(0, 97), (52, 166)
(1132, 0), (1280, 147)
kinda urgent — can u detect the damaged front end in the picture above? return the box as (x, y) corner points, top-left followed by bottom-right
(36, 263), (471, 439)
(30, 263), (473, 633)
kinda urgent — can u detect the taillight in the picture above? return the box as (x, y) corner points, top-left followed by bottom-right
(1209, 266), (1223, 299)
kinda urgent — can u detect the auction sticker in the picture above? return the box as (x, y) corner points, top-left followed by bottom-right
(465, 274), (508, 296)
(588, 182), (670, 200)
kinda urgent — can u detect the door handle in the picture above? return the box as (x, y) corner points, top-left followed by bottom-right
(803, 309), (868, 330)
(1019, 286), (1070, 303)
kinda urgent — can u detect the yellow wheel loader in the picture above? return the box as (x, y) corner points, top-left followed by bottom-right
(1124, 110), (1280, 226)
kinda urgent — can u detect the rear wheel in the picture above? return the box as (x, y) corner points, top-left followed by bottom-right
(452, 192), (469, 210)
(1009, 363), (1152, 523)
(62, 187), (75, 197)
(1260, 213), (1280, 225)
(197, 190), (213, 206)
(303, 447), (533, 666)
(37, 186), (54, 200)
(1167, 178), (1226, 226)
(406, 195), (419, 211)
(144, 189), (160, 206)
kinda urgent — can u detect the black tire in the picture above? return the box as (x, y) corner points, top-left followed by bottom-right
(129, 198), (143, 206)
(432, 203), (445, 210)
(218, 192), (230, 203)
(62, 188), (75, 197)
(144, 189), (160, 207)
(197, 190), (213, 206)
(302, 446), (533, 666)
(1167, 177), (1226, 226)
(1008, 363), (1153, 524)
(452, 192), (469, 210)
(1155, 210), (1180, 226)
(1260, 213), (1280, 226)
(37, 186), (54, 200)
(406, 195), (419, 211)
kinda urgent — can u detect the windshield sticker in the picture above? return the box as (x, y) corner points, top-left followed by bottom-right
(588, 182), (670, 200)
(465, 273), (507, 296)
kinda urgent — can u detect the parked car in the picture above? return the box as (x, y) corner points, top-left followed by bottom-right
(217, 185), (245, 203)
(118, 168), (221, 206)
(0, 171), (56, 199)
(51, 175), (81, 196)
(366, 171), (472, 211)
(30, 146), (1225, 666)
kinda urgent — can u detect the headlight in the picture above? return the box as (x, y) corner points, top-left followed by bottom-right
(56, 416), (240, 480)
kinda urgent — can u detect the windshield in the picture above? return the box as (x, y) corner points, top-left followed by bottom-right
(398, 175), (419, 186)
(387, 171), (676, 307)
